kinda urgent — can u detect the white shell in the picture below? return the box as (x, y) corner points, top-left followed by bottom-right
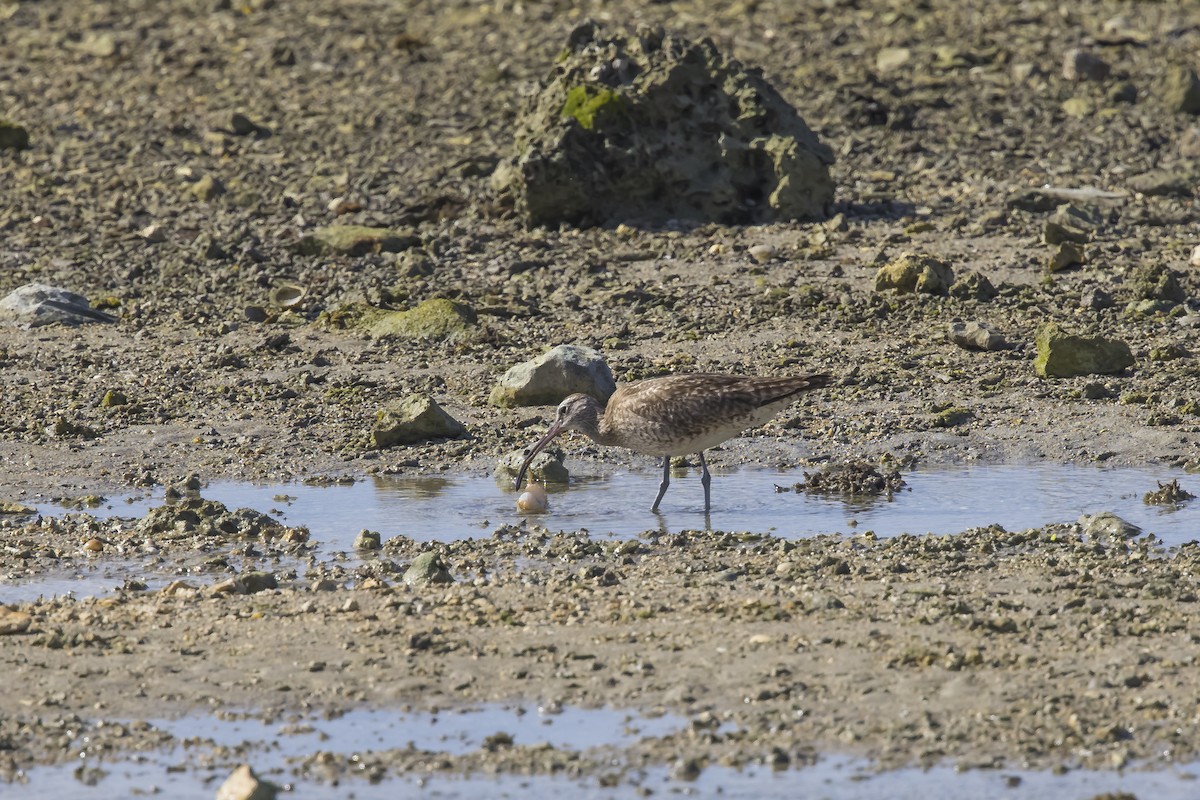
(1190, 244), (1200, 268)
(516, 482), (548, 512)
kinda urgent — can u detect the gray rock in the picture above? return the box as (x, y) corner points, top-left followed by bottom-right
(353, 529), (382, 550)
(1049, 203), (1104, 231)
(948, 270), (998, 301)
(295, 225), (420, 256)
(403, 552), (453, 586)
(497, 447), (570, 483)
(215, 764), (278, 800)
(1159, 65), (1200, 114)
(1080, 286), (1114, 311)
(1042, 220), (1089, 245)
(372, 395), (467, 448)
(1034, 323), (1134, 378)
(873, 252), (953, 295)
(493, 22), (834, 227)
(1047, 241), (1085, 272)
(1079, 512), (1142, 540)
(948, 321), (1006, 351)
(0, 284), (117, 327)
(1127, 170), (1192, 197)
(489, 344), (616, 407)
(209, 571), (277, 596)
(1062, 48), (1110, 82)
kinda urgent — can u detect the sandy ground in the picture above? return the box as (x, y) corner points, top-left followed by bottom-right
(2, 0), (1200, 793)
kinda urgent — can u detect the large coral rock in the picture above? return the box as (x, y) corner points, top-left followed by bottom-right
(493, 22), (835, 227)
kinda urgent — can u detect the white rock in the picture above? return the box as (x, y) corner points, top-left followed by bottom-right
(215, 764), (277, 800)
(748, 243), (776, 264)
(1190, 244), (1200, 267)
(0, 283), (116, 327)
(489, 344), (616, 407)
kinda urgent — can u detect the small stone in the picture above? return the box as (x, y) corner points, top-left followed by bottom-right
(0, 119), (31, 151)
(138, 224), (167, 243)
(366, 298), (476, 340)
(497, 448), (570, 483)
(1180, 127), (1200, 158)
(876, 47), (912, 73)
(1034, 323), (1134, 378)
(1080, 287), (1114, 311)
(748, 243), (776, 264)
(1190, 244), (1200, 268)
(83, 538), (104, 553)
(1081, 381), (1114, 400)
(0, 609), (32, 636)
(230, 112), (262, 137)
(243, 306), (268, 323)
(1108, 81), (1138, 104)
(0, 501), (36, 515)
(1159, 65), (1200, 114)
(215, 764), (278, 800)
(1061, 97), (1092, 117)
(873, 252), (953, 295)
(190, 174), (226, 201)
(489, 344), (617, 408)
(1130, 263), (1186, 305)
(1042, 220), (1089, 245)
(1062, 49), (1110, 82)
(160, 580), (198, 596)
(372, 395), (466, 447)
(948, 270), (998, 301)
(353, 529), (382, 550)
(671, 758), (702, 781)
(297, 225), (420, 256)
(1047, 242), (1085, 272)
(403, 552), (454, 586)
(327, 195), (363, 216)
(1080, 512), (1141, 540)
(948, 321), (1006, 351)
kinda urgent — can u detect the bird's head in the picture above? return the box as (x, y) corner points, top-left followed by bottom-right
(514, 394), (603, 490)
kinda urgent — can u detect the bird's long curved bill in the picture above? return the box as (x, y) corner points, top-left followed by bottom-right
(514, 420), (564, 490)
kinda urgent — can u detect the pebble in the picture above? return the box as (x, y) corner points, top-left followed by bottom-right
(947, 321), (1006, 352)
(748, 243), (776, 264)
(1061, 49), (1110, 82)
(215, 763), (278, 800)
(489, 344), (616, 408)
(1191, 245), (1200, 268)
(1047, 242), (1085, 272)
(372, 395), (467, 448)
(137, 223), (167, 243)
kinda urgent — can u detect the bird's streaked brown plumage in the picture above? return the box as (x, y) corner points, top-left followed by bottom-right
(515, 372), (831, 512)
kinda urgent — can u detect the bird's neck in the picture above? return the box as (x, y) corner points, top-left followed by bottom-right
(576, 398), (619, 446)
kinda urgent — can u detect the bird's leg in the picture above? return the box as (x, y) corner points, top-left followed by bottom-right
(698, 451), (712, 512)
(651, 456), (671, 512)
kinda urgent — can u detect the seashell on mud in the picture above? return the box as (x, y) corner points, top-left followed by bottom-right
(516, 481), (548, 512)
(270, 284), (306, 308)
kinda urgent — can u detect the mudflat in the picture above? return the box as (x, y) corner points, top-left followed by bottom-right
(2, 0), (1199, 793)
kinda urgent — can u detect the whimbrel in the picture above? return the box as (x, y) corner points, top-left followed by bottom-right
(515, 372), (832, 512)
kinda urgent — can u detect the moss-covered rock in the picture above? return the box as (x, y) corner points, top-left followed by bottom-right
(1159, 65), (1200, 115)
(873, 253), (953, 295)
(1129, 263), (1186, 305)
(1034, 324), (1134, 378)
(403, 552), (453, 586)
(296, 225), (420, 257)
(367, 298), (476, 340)
(373, 395), (467, 448)
(493, 21), (834, 226)
(0, 120), (30, 151)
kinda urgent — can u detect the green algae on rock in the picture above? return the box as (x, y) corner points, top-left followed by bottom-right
(1034, 324), (1134, 378)
(403, 552), (453, 586)
(494, 21), (834, 227)
(873, 252), (953, 295)
(368, 298), (476, 340)
(373, 394), (467, 448)
(296, 225), (420, 257)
